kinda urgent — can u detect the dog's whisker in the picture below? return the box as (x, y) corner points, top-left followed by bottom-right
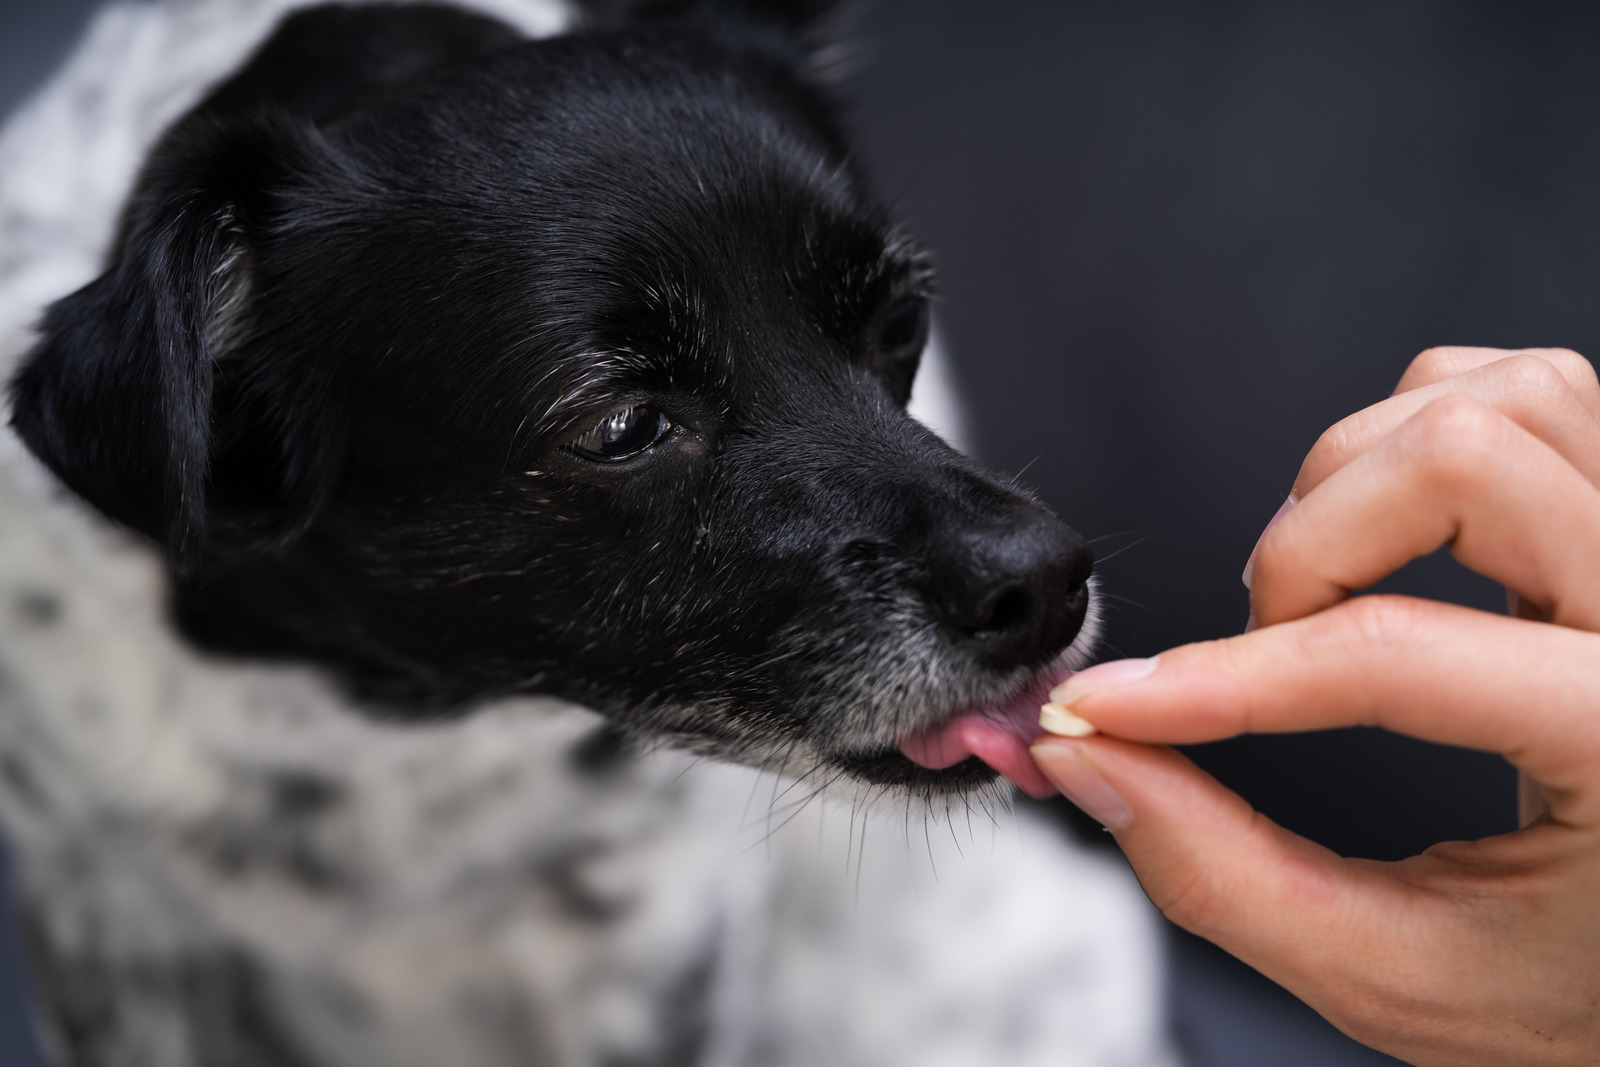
(1083, 527), (1153, 547)
(1093, 532), (1158, 566)
(977, 794), (1002, 831)
(762, 737), (808, 849)
(1095, 593), (1160, 622)
(667, 754), (708, 788)
(903, 808), (923, 901)
(748, 766), (849, 849)
(854, 808), (870, 905)
(1009, 452), (1044, 486)
(766, 750), (821, 808)
(739, 761), (768, 833)
(944, 798), (965, 859)
(1094, 638), (1137, 661)
(1096, 591), (1154, 608)
(846, 800), (859, 876)
(760, 781), (827, 825)
(888, 137), (953, 212)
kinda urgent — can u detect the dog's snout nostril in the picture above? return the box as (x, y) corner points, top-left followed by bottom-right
(923, 513), (1093, 673)
(978, 585), (1033, 636)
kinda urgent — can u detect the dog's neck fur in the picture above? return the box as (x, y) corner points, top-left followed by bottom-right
(0, 4), (1175, 1066)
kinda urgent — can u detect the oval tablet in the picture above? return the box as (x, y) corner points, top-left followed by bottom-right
(1039, 702), (1097, 737)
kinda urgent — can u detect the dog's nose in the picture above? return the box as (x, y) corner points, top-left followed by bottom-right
(924, 511), (1093, 673)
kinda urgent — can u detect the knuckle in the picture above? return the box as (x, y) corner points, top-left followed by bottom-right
(1334, 595), (1395, 647)
(1404, 345), (1509, 386)
(1412, 391), (1497, 431)
(1323, 596), (1427, 679)
(1309, 418), (1358, 468)
(1493, 351), (1571, 400)
(1550, 346), (1600, 402)
(1306, 406), (1382, 480)
(1529, 345), (1590, 375)
(1517, 347), (1600, 410)
(1402, 395), (1515, 479)
(1248, 522), (1298, 592)
(1401, 346), (1463, 389)
(1410, 345), (1455, 371)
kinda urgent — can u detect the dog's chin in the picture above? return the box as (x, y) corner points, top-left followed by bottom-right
(823, 588), (1103, 801)
(827, 657), (1080, 800)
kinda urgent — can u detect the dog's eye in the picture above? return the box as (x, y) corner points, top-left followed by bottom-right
(877, 295), (930, 356)
(873, 295), (930, 406)
(570, 406), (671, 462)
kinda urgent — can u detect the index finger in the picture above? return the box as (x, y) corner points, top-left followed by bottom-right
(1056, 598), (1600, 827)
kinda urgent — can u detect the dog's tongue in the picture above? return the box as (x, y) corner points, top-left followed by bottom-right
(898, 676), (1067, 800)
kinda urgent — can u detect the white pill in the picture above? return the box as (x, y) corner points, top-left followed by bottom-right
(1039, 702), (1097, 737)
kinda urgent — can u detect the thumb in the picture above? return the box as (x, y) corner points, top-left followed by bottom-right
(1030, 736), (1381, 995)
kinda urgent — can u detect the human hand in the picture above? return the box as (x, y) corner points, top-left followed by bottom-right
(1030, 347), (1600, 1066)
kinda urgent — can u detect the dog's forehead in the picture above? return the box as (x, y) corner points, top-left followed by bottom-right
(349, 32), (867, 223)
(319, 32), (913, 426)
(386, 38), (888, 277)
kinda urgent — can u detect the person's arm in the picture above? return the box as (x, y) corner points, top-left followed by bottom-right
(1032, 347), (1600, 1067)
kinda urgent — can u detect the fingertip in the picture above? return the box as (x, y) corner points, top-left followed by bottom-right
(1049, 639), (1250, 744)
(1030, 738), (1132, 831)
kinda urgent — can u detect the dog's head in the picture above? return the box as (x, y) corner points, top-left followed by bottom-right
(7, 1), (1094, 800)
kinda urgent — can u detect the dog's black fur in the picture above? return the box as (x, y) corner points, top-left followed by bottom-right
(8, 0), (1092, 796)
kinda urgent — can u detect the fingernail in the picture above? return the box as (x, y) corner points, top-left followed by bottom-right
(1244, 611), (1258, 633)
(1048, 657), (1157, 707)
(1031, 740), (1133, 831)
(1241, 491), (1298, 590)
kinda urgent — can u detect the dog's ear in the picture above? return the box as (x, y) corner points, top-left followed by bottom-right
(8, 114), (329, 571)
(607, 0), (860, 82)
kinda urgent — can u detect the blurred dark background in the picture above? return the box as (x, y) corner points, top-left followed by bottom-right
(4, 1), (1597, 1064)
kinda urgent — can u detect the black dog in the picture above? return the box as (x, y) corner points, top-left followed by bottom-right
(10, 0), (1092, 804)
(0, 4), (1174, 1064)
